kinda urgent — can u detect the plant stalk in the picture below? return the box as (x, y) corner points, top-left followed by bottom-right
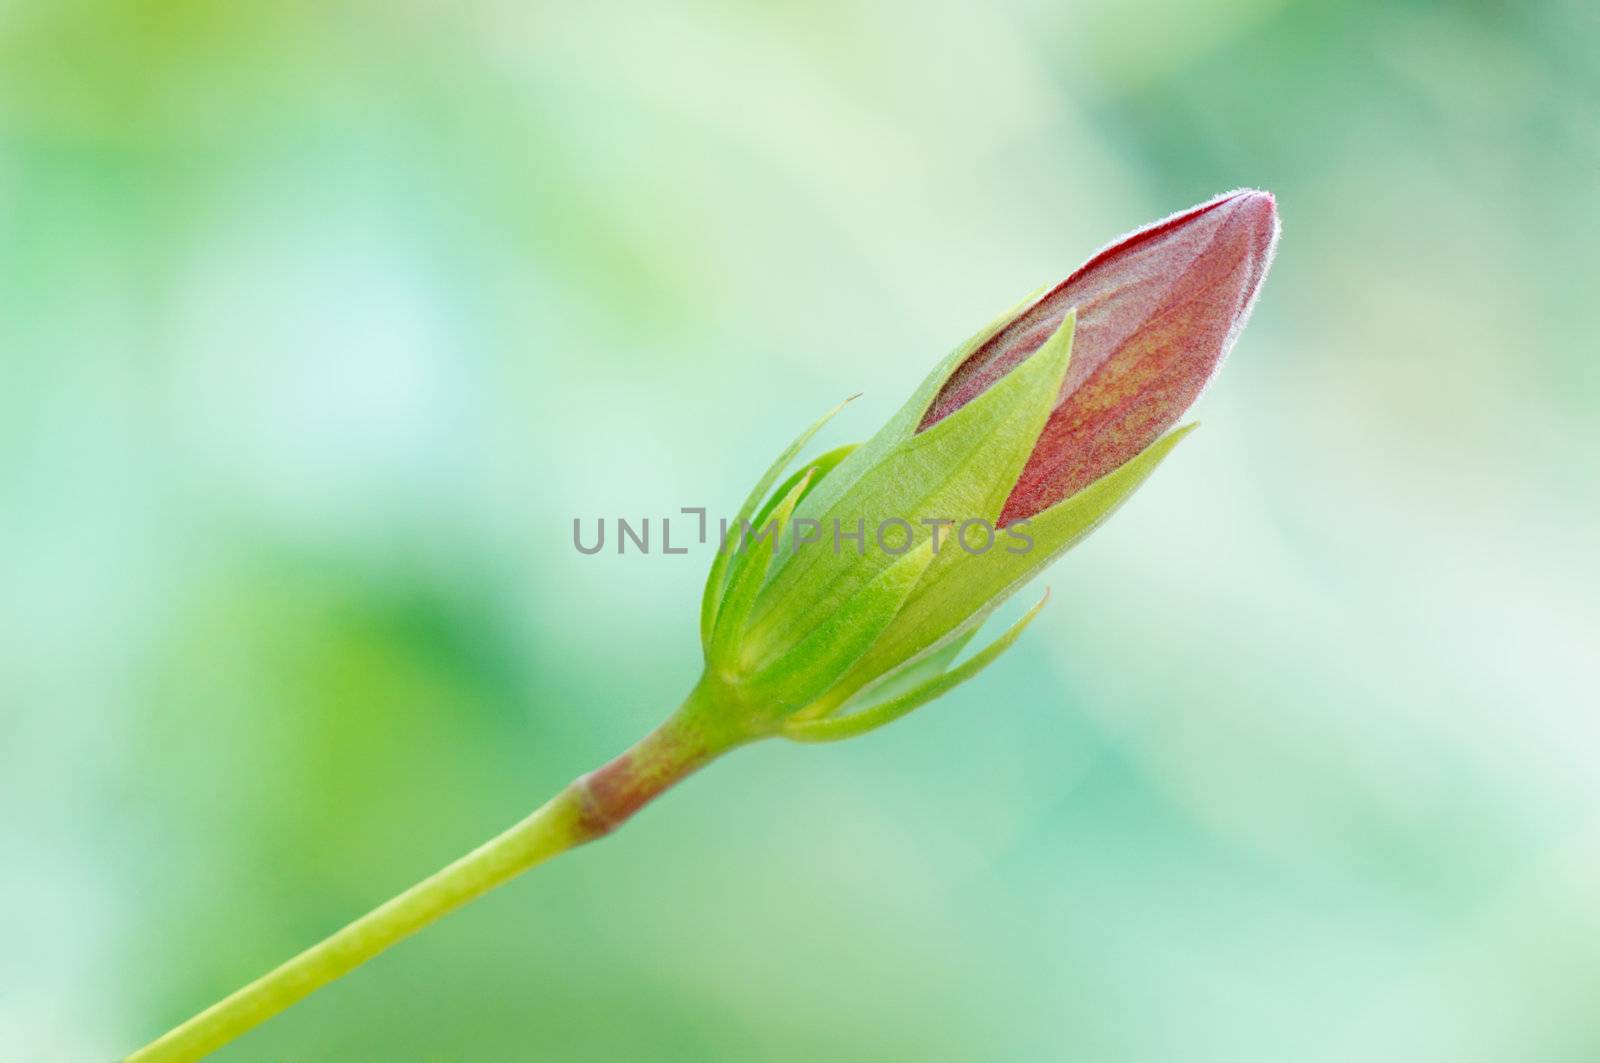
(125, 675), (751, 1063)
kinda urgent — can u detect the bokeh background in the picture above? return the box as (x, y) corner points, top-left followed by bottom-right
(4, 1), (1597, 1059)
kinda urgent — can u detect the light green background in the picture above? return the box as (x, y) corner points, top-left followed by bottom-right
(3, 1), (1597, 1060)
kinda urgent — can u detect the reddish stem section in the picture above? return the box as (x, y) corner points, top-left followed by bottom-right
(570, 685), (749, 839)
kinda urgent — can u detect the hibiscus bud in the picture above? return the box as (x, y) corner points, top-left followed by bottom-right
(697, 190), (1279, 743)
(922, 188), (1279, 524)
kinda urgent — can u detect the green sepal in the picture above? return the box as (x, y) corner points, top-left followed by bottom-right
(699, 397), (855, 651)
(707, 466), (815, 672)
(829, 423), (1196, 703)
(745, 312), (1076, 662)
(779, 282), (1057, 525)
(745, 537), (936, 714)
(780, 589), (1050, 743)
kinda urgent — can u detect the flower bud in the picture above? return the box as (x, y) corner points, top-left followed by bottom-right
(698, 191), (1279, 742)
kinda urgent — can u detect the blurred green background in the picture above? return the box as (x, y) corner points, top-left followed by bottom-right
(4, 1), (1597, 1059)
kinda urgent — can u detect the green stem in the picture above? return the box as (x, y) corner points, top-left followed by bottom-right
(125, 675), (752, 1063)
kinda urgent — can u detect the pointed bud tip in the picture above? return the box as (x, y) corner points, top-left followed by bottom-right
(1222, 186), (1274, 206)
(1218, 187), (1280, 252)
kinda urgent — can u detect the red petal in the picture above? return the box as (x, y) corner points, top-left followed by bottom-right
(919, 190), (1278, 525)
